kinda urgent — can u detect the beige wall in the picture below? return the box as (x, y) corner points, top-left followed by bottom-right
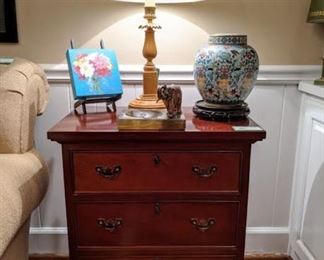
(0, 0), (323, 65)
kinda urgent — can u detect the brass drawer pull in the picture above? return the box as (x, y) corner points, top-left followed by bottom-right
(190, 218), (216, 232)
(95, 165), (121, 179)
(97, 217), (123, 232)
(192, 165), (217, 178)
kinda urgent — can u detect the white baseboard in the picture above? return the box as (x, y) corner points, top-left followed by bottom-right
(245, 227), (289, 254)
(30, 227), (68, 235)
(29, 226), (289, 255)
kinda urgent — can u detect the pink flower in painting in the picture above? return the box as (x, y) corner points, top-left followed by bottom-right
(74, 65), (85, 80)
(91, 54), (113, 77)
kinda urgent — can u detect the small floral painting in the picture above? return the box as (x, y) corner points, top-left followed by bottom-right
(67, 49), (123, 99)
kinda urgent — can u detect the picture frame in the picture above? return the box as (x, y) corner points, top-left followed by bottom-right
(0, 0), (18, 43)
(66, 48), (123, 100)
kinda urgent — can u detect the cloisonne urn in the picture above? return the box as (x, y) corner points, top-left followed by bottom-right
(193, 34), (259, 120)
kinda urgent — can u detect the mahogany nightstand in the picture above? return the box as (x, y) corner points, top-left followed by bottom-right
(48, 109), (266, 260)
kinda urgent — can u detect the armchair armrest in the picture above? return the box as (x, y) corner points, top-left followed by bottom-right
(0, 58), (49, 153)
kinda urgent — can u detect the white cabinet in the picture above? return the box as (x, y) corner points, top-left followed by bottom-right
(289, 82), (324, 260)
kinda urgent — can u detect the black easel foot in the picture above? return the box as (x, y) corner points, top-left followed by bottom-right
(74, 95), (122, 115)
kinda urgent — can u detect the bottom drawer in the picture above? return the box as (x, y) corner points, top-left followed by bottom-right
(76, 201), (239, 247)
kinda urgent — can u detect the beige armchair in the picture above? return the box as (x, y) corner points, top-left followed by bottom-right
(0, 58), (49, 259)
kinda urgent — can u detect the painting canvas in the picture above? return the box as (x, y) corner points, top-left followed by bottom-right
(66, 49), (123, 100)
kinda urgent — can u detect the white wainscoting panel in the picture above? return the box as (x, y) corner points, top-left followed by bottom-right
(301, 120), (324, 259)
(246, 85), (286, 226)
(29, 65), (320, 255)
(289, 90), (324, 260)
(35, 85), (72, 228)
(272, 86), (302, 227)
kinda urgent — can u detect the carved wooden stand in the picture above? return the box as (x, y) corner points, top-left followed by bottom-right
(193, 100), (250, 121)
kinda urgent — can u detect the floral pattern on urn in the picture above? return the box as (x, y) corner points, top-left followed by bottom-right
(194, 34), (259, 105)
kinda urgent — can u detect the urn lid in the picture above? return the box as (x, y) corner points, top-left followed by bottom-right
(209, 33), (247, 45)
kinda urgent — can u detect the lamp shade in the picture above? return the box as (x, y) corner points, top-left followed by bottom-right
(307, 0), (324, 23)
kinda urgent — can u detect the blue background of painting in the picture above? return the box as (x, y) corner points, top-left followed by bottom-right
(66, 49), (123, 99)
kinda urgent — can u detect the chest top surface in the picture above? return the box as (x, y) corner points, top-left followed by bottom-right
(47, 108), (266, 143)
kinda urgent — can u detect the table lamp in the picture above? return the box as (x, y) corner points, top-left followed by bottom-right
(307, 0), (324, 86)
(115, 0), (204, 109)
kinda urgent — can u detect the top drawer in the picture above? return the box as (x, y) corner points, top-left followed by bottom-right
(72, 151), (242, 194)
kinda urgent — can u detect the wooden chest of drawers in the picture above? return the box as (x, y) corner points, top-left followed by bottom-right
(48, 110), (265, 260)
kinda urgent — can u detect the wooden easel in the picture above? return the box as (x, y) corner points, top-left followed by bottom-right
(70, 39), (121, 115)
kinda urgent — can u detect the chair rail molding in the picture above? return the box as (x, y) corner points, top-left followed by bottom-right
(41, 64), (321, 86)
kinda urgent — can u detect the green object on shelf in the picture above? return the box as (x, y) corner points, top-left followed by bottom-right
(308, 0), (324, 23)
(314, 58), (324, 87)
(308, 0), (324, 86)
(314, 78), (324, 86)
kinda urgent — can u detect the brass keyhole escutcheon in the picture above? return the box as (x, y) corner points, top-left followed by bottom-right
(154, 203), (161, 215)
(153, 155), (161, 165)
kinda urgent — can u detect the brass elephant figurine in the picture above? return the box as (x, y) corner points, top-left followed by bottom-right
(157, 85), (182, 119)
